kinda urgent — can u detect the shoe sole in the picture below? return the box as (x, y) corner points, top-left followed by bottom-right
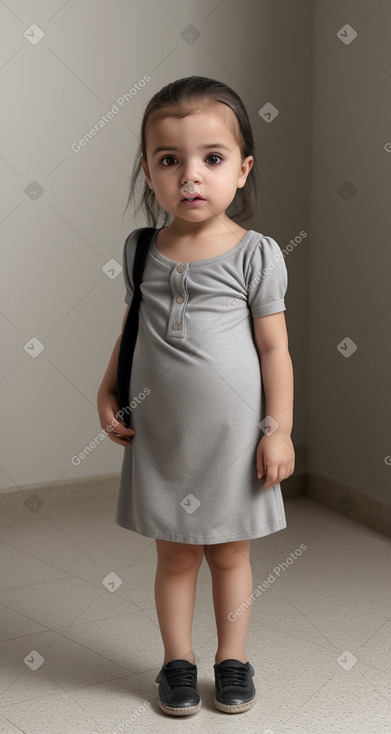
(157, 696), (202, 716)
(214, 694), (256, 713)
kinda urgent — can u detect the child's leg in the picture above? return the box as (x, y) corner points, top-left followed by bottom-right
(155, 539), (204, 665)
(204, 540), (253, 664)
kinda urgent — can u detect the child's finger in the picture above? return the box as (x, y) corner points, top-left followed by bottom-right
(105, 414), (135, 434)
(256, 453), (264, 480)
(109, 433), (134, 447)
(262, 465), (279, 489)
(107, 422), (135, 445)
(109, 423), (135, 437)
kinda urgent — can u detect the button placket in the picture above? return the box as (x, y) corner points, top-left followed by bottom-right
(167, 263), (189, 339)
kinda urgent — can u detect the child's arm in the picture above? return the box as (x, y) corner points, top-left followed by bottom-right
(96, 306), (135, 446)
(253, 311), (295, 489)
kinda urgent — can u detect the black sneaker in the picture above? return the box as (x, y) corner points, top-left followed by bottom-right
(155, 659), (201, 715)
(214, 658), (256, 713)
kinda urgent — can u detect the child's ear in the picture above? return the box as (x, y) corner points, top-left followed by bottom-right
(140, 155), (153, 189)
(237, 155), (254, 189)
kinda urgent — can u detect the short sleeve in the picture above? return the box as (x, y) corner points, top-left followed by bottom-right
(245, 235), (288, 317)
(122, 229), (140, 305)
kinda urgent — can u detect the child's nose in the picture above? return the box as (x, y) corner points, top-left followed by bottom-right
(181, 163), (202, 183)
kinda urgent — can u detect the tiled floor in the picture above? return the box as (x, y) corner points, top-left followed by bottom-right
(0, 492), (390, 733)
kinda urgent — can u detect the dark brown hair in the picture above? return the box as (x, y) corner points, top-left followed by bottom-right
(122, 76), (261, 228)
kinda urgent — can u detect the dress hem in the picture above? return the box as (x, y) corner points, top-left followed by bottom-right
(114, 515), (287, 544)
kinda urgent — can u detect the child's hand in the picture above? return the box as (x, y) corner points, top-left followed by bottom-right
(97, 391), (135, 447)
(256, 434), (295, 490)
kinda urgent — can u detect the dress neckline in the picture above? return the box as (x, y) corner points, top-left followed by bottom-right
(150, 227), (254, 267)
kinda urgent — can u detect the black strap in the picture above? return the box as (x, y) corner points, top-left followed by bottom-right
(116, 227), (156, 428)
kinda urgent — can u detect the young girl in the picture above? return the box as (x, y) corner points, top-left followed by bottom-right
(97, 75), (295, 717)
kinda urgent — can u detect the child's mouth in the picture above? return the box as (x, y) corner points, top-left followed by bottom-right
(181, 196), (206, 205)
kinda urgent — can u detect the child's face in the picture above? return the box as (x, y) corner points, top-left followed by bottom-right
(140, 106), (254, 224)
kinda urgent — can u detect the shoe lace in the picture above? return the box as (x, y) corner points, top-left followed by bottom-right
(165, 666), (196, 689)
(218, 665), (248, 686)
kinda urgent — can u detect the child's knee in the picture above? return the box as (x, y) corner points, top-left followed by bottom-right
(204, 541), (250, 571)
(156, 540), (204, 573)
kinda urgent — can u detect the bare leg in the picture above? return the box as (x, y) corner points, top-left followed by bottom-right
(154, 539), (204, 665)
(204, 540), (253, 664)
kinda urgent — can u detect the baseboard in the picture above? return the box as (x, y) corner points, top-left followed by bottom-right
(0, 471), (306, 514)
(307, 471), (391, 540)
(0, 473), (119, 515)
(1, 470), (389, 540)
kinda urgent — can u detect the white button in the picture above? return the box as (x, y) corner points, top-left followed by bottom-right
(172, 323), (180, 330)
(177, 265), (184, 273)
(176, 296), (184, 303)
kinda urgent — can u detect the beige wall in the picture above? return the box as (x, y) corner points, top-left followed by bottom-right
(0, 1), (389, 512)
(308, 1), (391, 507)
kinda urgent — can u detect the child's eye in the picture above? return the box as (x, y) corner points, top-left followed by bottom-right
(161, 155), (178, 166)
(160, 154), (223, 166)
(206, 154), (223, 165)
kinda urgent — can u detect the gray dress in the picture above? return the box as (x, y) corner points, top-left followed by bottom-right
(115, 227), (288, 545)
